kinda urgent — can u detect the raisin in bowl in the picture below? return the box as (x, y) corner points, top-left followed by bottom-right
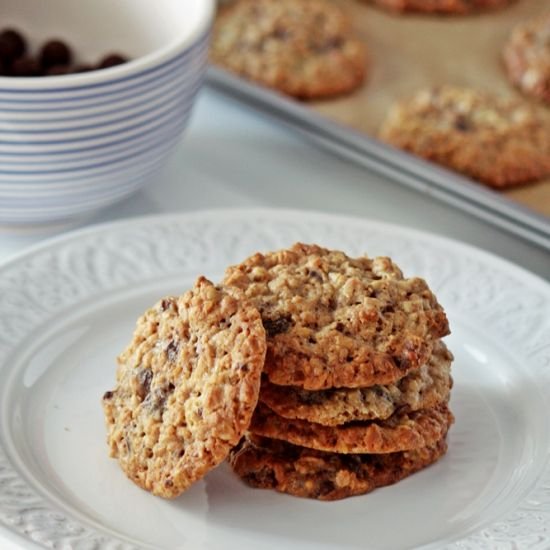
(0, 0), (214, 228)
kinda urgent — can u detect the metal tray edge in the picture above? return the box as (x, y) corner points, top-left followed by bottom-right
(206, 66), (550, 251)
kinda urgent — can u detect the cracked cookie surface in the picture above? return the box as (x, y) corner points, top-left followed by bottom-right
(210, 0), (367, 99)
(249, 402), (453, 454)
(102, 277), (266, 498)
(379, 86), (550, 188)
(260, 340), (453, 426)
(223, 243), (449, 390)
(503, 14), (550, 105)
(230, 434), (448, 500)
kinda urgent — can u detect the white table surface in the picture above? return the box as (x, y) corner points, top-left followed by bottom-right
(0, 85), (548, 280)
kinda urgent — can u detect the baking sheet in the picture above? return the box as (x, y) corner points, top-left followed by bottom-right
(208, 0), (550, 248)
(313, 0), (550, 217)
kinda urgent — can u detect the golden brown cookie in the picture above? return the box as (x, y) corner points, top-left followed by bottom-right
(379, 86), (550, 188)
(249, 402), (453, 454)
(210, 0), (367, 99)
(223, 243), (449, 391)
(229, 434), (448, 500)
(368, 0), (513, 15)
(260, 340), (453, 426)
(503, 14), (550, 105)
(102, 277), (266, 498)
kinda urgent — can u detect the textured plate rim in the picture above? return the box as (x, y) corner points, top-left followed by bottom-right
(0, 208), (548, 290)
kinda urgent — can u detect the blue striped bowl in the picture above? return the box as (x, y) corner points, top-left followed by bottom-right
(0, 0), (214, 228)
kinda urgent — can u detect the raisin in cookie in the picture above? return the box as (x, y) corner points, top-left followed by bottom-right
(223, 243), (449, 390)
(102, 277), (266, 498)
(368, 0), (513, 15)
(503, 14), (550, 105)
(260, 340), (453, 426)
(249, 402), (453, 454)
(210, 0), (367, 99)
(230, 434), (448, 500)
(379, 86), (550, 188)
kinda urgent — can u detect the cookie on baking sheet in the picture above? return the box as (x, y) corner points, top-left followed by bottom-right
(379, 86), (550, 188)
(230, 434), (448, 500)
(260, 340), (453, 426)
(503, 14), (550, 105)
(210, 0), (367, 99)
(102, 277), (266, 498)
(223, 243), (449, 391)
(368, 0), (513, 15)
(249, 402), (453, 454)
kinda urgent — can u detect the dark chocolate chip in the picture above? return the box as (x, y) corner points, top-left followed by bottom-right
(11, 56), (41, 77)
(166, 341), (179, 362)
(40, 40), (72, 68)
(299, 390), (326, 405)
(98, 53), (128, 69)
(454, 114), (471, 132)
(373, 387), (387, 399)
(136, 368), (153, 401)
(245, 467), (276, 487)
(0, 29), (27, 63)
(343, 455), (364, 475)
(263, 315), (293, 337)
(159, 298), (175, 312)
(103, 390), (114, 400)
(309, 270), (323, 282)
(46, 64), (70, 76)
(318, 479), (336, 497)
(393, 355), (410, 371)
(271, 26), (290, 41)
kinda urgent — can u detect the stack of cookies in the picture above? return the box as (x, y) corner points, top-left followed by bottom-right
(103, 243), (453, 501)
(224, 244), (453, 500)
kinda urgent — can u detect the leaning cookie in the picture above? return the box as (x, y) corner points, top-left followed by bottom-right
(210, 0), (367, 99)
(368, 0), (513, 15)
(379, 86), (550, 188)
(260, 340), (453, 426)
(223, 243), (449, 391)
(102, 277), (266, 498)
(230, 434), (448, 500)
(249, 402), (453, 454)
(503, 14), (550, 105)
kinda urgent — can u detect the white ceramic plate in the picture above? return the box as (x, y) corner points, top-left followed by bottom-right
(0, 209), (549, 550)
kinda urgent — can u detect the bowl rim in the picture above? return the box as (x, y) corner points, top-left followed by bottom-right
(0, 0), (215, 91)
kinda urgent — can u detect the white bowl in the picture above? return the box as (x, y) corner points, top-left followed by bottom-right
(0, 0), (214, 227)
